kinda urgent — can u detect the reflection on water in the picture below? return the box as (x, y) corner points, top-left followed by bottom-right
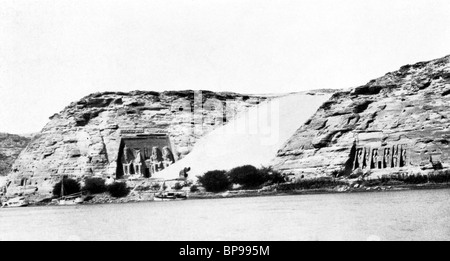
(1, 189), (449, 241)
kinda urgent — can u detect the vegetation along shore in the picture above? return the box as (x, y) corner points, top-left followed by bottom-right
(3, 164), (450, 207)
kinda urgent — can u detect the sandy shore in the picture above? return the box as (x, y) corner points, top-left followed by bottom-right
(23, 182), (450, 207)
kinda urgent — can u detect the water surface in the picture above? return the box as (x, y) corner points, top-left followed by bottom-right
(1, 189), (449, 241)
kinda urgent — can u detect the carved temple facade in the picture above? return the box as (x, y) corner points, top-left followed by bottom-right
(116, 134), (176, 179)
(353, 144), (409, 171)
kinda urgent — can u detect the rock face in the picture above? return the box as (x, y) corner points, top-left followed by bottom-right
(273, 55), (450, 177)
(0, 133), (31, 176)
(7, 90), (268, 195)
(151, 91), (333, 180)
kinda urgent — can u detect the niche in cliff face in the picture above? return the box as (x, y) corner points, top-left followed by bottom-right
(116, 134), (176, 179)
(77, 98), (114, 108)
(319, 100), (336, 111)
(352, 85), (384, 95)
(417, 80), (432, 90)
(342, 142), (357, 176)
(352, 100), (374, 113)
(74, 109), (105, 126)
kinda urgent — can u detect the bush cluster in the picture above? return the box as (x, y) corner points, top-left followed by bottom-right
(173, 182), (183, 190)
(197, 170), (230, 192)
(107, 182), (130, 198)
(83, 177), (107, 194)
(190, 185), (199, 193)
(197, 165), (286, 192)
(151, 183), (161, 191)
(429, 170), (450, 183)
(359, 170), (450, 187)
(277, 177), (347, 191)
(53, 177), (130, 198)
(52, 178), (81, 197)
(228, 165), (266, 188)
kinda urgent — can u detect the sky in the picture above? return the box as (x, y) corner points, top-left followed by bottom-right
(1, 0), (450, 134)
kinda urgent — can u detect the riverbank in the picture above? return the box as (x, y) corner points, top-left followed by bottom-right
(19, 180), (450, 207)
(188, 182), (450, 200)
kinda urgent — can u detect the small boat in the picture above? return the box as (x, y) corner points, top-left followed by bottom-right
(58, 193), (84, 206)
(56, 176), (83, 205)
(154, 181), (187, 201)
(154, 191), (187, 201)
(1, 196), (29, 208)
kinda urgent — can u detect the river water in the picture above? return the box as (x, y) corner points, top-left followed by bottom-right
(0, 189), (449, 241)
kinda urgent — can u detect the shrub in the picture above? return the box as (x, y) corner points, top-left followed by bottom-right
(190, 185), (199, 193)
(358, 178), (382, 187)
(401, 174), (428, 184)
(267, 172), (285, 184)
(348, 169), (364, 179)
(331, 168), (347, 178)
(53, 178), (81, 197)
(197, 170), (230, 192)
(83, 177), (107, 194)
(151, 183), (161, 191)
(107, 182), (130, 198)
(277, 177), (347, 191)
(173, 182), (183, 190)
(258, 166), (285, 185)
(228, 165), (267, 188)
(134, 185), (151, 192)
(429, 170), (450, 183)
(379, 175), (393, 184)
(360, 175), (402, 187)
(359, 172), (450, 187)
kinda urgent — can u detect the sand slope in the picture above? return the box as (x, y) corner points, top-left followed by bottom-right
(153, 92), (331, 180)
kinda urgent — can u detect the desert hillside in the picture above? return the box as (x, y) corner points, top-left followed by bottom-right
(6, 90), (269, 195)
(152, 91), (332, 180)
(0, 133), (31, 176)
(273, 55), (450, 177)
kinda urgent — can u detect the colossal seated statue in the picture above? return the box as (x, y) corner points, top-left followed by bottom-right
(363, 148), (370, 169)
(354, 145), (410, 170)
(384, 148), (391, 169)
(353, 148), (364, 170)
(122, 145), (135, 175)
(392, 145), (399, 168)
(150, 147), (164, 174)
(371, 149), (378, 169)
(400, 146), (407, 167)
(162, 146), (175, 168)
(133, 149), (143, 177)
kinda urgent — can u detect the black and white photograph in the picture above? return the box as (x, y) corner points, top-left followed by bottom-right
(1, 0), (450, 244)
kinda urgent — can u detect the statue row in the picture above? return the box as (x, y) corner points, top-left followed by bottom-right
(353, 145), (408, 170)
(121, 145), (175, 177)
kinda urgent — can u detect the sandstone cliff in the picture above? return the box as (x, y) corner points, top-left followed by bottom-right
(273, 55), (450, 177)
(7, 90), (268, 195)
(0, 133), (31, 176)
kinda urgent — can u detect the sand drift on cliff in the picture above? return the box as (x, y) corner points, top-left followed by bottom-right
(153, 92), (332, 180)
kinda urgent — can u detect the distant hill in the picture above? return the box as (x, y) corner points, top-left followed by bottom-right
(0, 133), (31, 176)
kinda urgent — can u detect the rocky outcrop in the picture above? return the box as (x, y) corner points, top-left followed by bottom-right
(7, 90), (268, 196)
(0, 133), (31, 176)
(273, 55), (450, 177)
